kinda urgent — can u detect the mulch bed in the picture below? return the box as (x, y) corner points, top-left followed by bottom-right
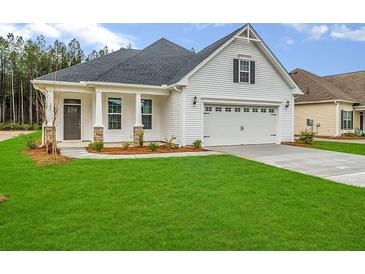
(282, 141), (312, 148)
(22, 147), (70, 166)
(0, 195), (8, 203)
(87, 145), (207, 155)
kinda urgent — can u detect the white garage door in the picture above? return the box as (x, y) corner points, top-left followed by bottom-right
(203, 105), (277, 146)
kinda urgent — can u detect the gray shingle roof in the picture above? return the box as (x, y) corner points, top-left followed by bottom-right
(290, 68), (356, 103)
(37, 48), (140, 82)
(36, 25), (245, 86)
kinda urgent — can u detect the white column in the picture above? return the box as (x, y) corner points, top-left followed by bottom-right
(46, 89), (54, 126)
(135, 92), (143, 126)
(335, 101), (340, 136)
(95, 89), (103, 127)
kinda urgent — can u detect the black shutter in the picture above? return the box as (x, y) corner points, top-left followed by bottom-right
(341, 110), (344, 129)
(233, 59), (239, 83)
(350, 111), (353, 129)
(250, 60), (255, 84)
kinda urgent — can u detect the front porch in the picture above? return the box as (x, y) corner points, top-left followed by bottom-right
(45, 84), (174, 146)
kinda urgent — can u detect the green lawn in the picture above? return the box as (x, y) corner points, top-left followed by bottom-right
(307, 141), (365, 156)
(1, 133), (365, 250)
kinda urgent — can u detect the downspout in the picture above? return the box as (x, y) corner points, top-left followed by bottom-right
(173, 85), (184, 146)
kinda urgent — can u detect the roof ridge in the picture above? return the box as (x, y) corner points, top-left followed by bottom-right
(323, 69), (365, 78)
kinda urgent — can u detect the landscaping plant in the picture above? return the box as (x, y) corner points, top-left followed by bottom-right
(122, 142), (131, 150)
(88, 141), (104, 152)
(23, 135), (38, 150)
(192, 139), (202, 149)
(298, 129), (315, 144)
(165, 135), (178, 149)
(148, 142), (159, 152)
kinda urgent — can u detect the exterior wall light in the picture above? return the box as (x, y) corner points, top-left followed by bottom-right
(193, 96), (197, 105)
(285, 100), (290, 108)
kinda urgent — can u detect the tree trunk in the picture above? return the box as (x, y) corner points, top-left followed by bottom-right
(29, 79), (33, 125)
(35, 93), (39, 124)
(11, 70), (15, 123)
(20, 80), (24, 124)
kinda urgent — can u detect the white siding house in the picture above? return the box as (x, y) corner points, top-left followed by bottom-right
(32, 24), (302, 147)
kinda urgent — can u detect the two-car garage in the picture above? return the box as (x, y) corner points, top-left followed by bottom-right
(203, 104), (278, 146)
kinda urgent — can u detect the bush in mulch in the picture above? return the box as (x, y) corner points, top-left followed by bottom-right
(22, 147), (70, 166)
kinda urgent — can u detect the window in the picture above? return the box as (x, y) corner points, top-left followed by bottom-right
(235, 107), (240, 112)
(239, 60), (250, 83)
(252, 108), (258, 112)
(141, 99), (152, 129)
(205, 106), (212, 112)
(244, 107), (250, 112)
(261, 108), (267, 113)
(225, 107), (231, 112)
(108, 98), (121, 130)
(343, 110), (353, 130)
(216, 107), (222, 112)
(269, 108), (275, 113)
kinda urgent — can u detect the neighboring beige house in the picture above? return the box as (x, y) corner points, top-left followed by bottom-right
(291, 68), (365, 137)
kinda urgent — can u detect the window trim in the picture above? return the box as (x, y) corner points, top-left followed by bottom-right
(343, 110), (353, 130)
(108, 97), (122, 130)
(239, 59), (250, 83)
(141, 99), (152, 130)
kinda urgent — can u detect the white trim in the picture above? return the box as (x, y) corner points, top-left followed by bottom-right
(353, 106), (365, 111)
(335, 101), (340, 136)
(201, 96), (282, 107)
(238, 59), (250, 83)
(296, 99), (359, 105)
(107, 97), (123, 130)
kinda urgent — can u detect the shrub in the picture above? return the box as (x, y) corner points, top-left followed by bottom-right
(23, 134), (38, 150)
(149, 142), (159, 152)
(355, 128), (365, 137)
(298, 129), (315, 144)
(192, 139), (202, 149)
(88, 141), (104, 152)
(32, 124), (41, 130)
(165, 135), (177, 149)
(22, 124), (31, 130)
(122, 141), (131, 150)
(137, 131), (144, 147)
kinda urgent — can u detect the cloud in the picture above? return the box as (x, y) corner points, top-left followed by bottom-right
(285, 37), (294, 45)
(330, 24), (365, 41)
(0, 23), (134, 51)
(285, 23), (329, 40)
(184, 23), (230, 31)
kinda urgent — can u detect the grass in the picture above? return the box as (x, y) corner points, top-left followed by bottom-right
(306, 141), (365, 156)
(1, 133), (365, 250)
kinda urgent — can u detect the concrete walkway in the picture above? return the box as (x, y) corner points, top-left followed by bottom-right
(210, 144), (365, 187)
(60, 147), (221, 159)
(0, 130), (34, 141)
(314, 137), (365, 144)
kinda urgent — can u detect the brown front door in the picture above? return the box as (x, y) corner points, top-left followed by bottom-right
(64, 103), (81, 140)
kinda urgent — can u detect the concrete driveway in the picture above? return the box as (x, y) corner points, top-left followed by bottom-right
(210, 144), (365, 187)
(0, 130), (34, 141)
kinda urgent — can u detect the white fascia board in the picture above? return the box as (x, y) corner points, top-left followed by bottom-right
(296, 100), (359, 105)
(201, 96), (282, 106)
(85, 81), (167, 90)
(353, 106), (365, 111)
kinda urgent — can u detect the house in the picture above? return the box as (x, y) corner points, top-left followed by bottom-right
(31, 24), (301, 147)
(291, 68), (365, 137)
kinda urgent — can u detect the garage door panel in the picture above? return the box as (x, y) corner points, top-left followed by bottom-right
(203, 105), (277, 146)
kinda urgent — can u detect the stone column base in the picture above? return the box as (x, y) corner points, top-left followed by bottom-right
(133, 126), (144, 146)
(45, 126), (56, 145)
(93, 127), (104, 142)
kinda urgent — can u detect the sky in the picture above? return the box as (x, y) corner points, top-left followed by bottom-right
(0, 23), (364, 76)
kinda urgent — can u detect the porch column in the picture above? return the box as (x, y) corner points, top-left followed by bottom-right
(335, 101), (340, 136)
(93, 89), (104, 142)
(133, 92), (144, 145)
(45, 89), (56, 145)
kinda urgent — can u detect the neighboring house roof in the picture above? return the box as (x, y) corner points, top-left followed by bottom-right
(35, 24), (300, 91)
(290, 68), (359, 104)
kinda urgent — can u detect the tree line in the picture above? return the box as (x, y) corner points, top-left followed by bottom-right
(0, 33), (113, 126)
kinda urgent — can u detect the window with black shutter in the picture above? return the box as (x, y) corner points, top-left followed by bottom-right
(233, 59), (239, 83)
(250, 61), (255, 84)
